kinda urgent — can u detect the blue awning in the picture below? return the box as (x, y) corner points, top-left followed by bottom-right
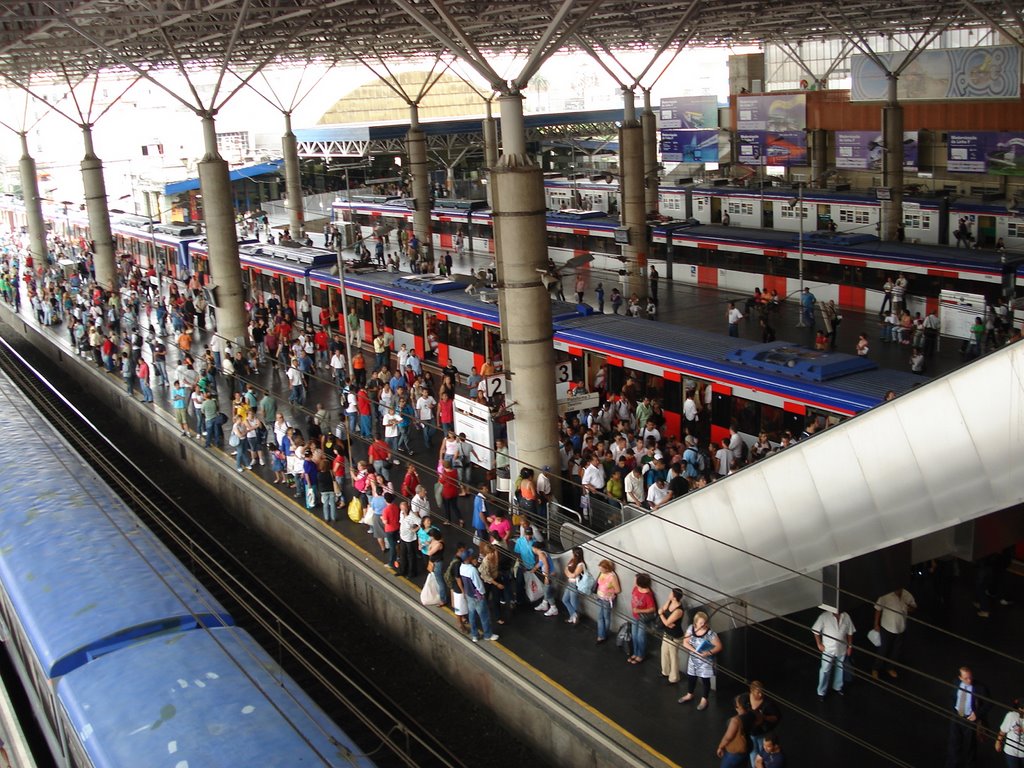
(163, 159), (283, 196)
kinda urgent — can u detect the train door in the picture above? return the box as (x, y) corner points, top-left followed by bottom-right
(282, 275), (298, 318)
(762, 202), (774, 229)
(310, 279), (330, 328)
(679, 375), (711, 444)
(484, 327), (503, 372)
(423, 310), (448, 366)
(391, 307), (418, 361)
(709, 196), (722, 224)
(977, 215), (996, 248)
(817, 204), (833, 231)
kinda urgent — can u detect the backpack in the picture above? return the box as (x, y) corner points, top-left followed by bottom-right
(683, 447), (704, 478)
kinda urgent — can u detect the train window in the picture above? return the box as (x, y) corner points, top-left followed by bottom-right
(642, 373), (663, 402)
(662, 378), (682, 414)
(284, 279), (297, 304)
(760, 403), (784, 442)
(485, 328), (503, 368)
(448, 323), (483, 355)
(732, 396), (759, 435)
(425, 313), (447, 359)
(710, 392), (731, 428)
(392, 308), (420, 335)
(469, 221), (491, 241)
(605, 364), (625, 397)
(357, 297), (372, 321)
(808, 407), (842, 430)
(782, 410), (804, 437)
(590, 235), (619, 255)
(312, 286), (327, 313)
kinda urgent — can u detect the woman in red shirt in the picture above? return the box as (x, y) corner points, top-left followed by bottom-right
(439, 459), (462, 528)
(381, 492), (401, 572)
(628, 573), (658, 664)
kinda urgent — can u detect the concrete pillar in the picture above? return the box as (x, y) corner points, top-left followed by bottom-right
(810, 129), (828, 184)
(18, 133), (48, 270)
(482, 101), (499, 207)
(407, 104), (433, 263)
(282, 113), (304, 238)
(197, 113), (247, 347)
(641, 89), (659, 218)
(881, 74), (903, 241)
(80, 126), (117, 291)
(492, 92), (560, 476)
(619, 89), (647, 301)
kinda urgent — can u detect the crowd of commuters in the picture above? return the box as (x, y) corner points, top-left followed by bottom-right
(1, 222), (1020, 768)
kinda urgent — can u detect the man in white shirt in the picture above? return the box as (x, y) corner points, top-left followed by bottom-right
(812, 605), (855, 699)
(645, 477), (672, 510)
(415, 388), (436, 448)
(683, 391), (699, 424)
(624, 466), (645, 507)
(727, 302), (743, 337)
(871, 587), (916, 680)
(581, 455), (606, 493)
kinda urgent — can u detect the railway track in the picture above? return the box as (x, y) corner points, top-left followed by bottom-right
(0, 336), (467, 768)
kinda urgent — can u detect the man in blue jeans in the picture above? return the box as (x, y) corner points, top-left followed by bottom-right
(459, 549), (498, 643)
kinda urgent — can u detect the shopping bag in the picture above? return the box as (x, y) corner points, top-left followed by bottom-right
(347, 497), (363, 523)
(523, 571), (544, 604)
(421, 574), (442, 606)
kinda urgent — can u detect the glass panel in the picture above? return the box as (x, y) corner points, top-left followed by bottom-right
(760, 403), (784, 442)
(732, 396), (759, 435)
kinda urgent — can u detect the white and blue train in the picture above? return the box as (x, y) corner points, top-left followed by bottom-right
(0, 364), (375, 768)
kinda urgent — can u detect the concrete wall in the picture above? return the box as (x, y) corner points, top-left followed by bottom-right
(0, 305), (672, 768)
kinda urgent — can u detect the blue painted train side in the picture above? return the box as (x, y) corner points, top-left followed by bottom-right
(0, 365), (375, 768)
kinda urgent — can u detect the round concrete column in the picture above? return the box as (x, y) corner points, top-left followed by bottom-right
(18, 134), (48, 270)
(641, 90), (659, 218)
(881, 74), (904, 241)
(810, 129), (828, 185)
(80, 126), (117, 291)
(482, 101), (499, 208)
(493, 92), (560, 476)
(407, 104), (433, 263)
(619, 90), (647, 301)
(198, 114), (247, 347)
(282, 113), (304, 239)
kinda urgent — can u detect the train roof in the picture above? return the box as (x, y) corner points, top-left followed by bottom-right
(318, 268), (583, 324)
(239, 241), (336, 269)
(56, 627), (373, 768)
(0, 376), (232, 679)
(553, 314), (923, 412)
(658, 223), (1012, 274)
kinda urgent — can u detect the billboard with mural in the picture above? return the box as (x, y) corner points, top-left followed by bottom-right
(947, 132), (1024, 175)
(737, 130), (807, 166)
(736, 94), (806, 131)
(660, 129), (722, 163)
(851, 45), (1021, 101)
(834, 131), (919, 172)
(659, 96), (720, 129)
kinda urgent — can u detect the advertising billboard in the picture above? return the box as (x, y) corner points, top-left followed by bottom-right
(947, 132), (1024, 175)
(660, 129), (722, 163)
(659, 95), (720, 129)
(851, 45), (1021, 101)
(736, 94), (806, 131)
(737, 130), (807, 166)
(834, 131), (919, 172)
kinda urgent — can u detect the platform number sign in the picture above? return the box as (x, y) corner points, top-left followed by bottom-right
(556, 362), (572, 383)
(485, 375), (506, 398)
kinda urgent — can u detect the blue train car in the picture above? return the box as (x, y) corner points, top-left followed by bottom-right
(551, 313), (924, 445)
(0, 367), (374, 768)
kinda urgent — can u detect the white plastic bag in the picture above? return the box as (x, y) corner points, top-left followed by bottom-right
(523, 571), (544, 604)
(421, 574), (442, 606)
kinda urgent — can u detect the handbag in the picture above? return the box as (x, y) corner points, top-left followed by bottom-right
(347, 497), (363, 523)
(576, 567), (596, 595)
(305, 485), (316, 509)
(523, 571), (545, 604)
(420, 574), (442, 606)
(229, 432), (240, 447)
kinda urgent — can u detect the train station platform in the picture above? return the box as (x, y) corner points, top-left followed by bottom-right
(0, 273), (1020, 768)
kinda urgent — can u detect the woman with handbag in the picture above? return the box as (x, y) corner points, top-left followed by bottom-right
(627, 573), (657, 664)
(595, 560), (621, 644)
(561, 547), (587, 625)
(659, 588), (686, 684)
